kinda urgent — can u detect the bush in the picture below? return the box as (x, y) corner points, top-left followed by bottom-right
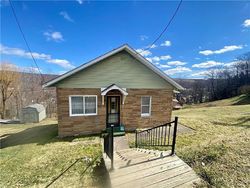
(238, 85), (250, 94)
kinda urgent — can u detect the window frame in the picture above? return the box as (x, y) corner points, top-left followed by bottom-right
(69, 95), (98, 117)
(141, 96), (152, 117)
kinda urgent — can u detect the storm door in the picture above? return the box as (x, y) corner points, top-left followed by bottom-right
(106, 96), (120, 127)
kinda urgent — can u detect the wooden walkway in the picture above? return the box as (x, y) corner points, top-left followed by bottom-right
(103, 148), (201, 188)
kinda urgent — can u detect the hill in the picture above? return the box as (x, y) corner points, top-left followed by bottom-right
(173, 100), (250, 187)
(185, 94), (250, 108)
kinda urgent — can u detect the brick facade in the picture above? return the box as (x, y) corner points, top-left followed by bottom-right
(57, 88), (173, 137)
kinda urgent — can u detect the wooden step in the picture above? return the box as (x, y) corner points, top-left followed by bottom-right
(111, 156), (180, 178)
(103, 147), (201, 188)
(111, 160), (187, 186)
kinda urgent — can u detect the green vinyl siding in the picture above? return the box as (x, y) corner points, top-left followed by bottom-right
(55, 51), (173, 89)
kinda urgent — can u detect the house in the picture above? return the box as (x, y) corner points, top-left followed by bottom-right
(43, 44), (184, 137)
(172, 90), (183, 110)
(21, 104), (46, 123)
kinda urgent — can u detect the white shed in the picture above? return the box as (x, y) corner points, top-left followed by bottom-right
(21, 104), (46, 123)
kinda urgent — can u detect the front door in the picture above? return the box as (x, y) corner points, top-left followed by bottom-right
(106, 96), (120, 127)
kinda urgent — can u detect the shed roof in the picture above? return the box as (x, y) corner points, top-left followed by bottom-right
(24, 104), (45, 113)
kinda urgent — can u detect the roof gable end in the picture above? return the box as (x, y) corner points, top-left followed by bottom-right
(43, 44), (184, 90)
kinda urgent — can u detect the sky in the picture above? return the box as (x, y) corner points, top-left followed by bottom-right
(1, 0), (250, 78)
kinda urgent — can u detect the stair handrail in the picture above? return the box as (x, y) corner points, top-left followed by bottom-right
(135, 117), (178, 155)
(103, 125), (114, 170)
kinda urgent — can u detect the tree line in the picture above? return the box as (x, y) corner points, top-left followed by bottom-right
(179, 52), (250, 104)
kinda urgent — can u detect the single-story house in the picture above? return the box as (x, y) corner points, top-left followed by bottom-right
(43, 44), (184, 137)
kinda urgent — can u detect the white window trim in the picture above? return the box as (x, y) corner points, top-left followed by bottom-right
(69, 95), (98, 117)
(141, 96), (151, 117)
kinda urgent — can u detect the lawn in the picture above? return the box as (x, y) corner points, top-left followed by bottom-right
(126, 97), (250, 187)
(0, 119), (106, 188)
(1, 99), (249, 188)
(173, 103), (250, 187)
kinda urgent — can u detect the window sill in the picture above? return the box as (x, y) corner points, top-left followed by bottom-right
(69, 113), (97, 117)
(141, 114), (151, 117)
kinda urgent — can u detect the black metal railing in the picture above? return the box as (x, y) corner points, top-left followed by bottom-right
(103, 125), (114, 170)
(135, 117), (178, 155)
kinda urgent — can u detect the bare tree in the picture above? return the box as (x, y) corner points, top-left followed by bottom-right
(0, 62), (20, 119)
(237, 52), (250, 84)
(206, 69), (218, 101)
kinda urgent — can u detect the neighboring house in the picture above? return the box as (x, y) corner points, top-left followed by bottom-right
(172, 99), (182, 110)
(173, 90), (183, 110)
(21, 104), (46, 123)
(43, 44), (184, 137)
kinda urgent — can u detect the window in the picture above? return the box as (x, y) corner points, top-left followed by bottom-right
(69, 95), (97, 116)
(85, 96), (97, 114)
(141, 96), (151, 116)
(71, 96), (84, 115)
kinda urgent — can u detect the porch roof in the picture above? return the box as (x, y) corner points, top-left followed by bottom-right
(101, 84), (128, 96)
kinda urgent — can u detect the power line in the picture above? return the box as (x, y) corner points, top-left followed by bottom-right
(8, 0), (44, 82)
(138, 0), (183, 54)
(8, 0), (182, 79)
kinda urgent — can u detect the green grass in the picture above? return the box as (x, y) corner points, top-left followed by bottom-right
(127, 98), (250, 187)
(173, 104), (250, 187)
(184, 94), (250, 108)
(0, 119), (105, 188)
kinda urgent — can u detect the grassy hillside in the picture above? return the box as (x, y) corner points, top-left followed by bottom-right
(185, 94), (250, 108)
(173, 103), (250, 187)
(0, 119), (105, 188)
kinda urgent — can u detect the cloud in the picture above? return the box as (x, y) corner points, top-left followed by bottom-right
(164, 66), (191, 75)
(44, 31), (64, 42)
(167, 61), (186, 66)
(191, 69), (222, 77)
(0, 44), (51, 59)
(47, 59), (74, 69)
(192, 61), (224, 68)
(223, 61), (239, 67)
(0, 44), (75, 69)
(140, 35), (148, 41)
(147, 44), (157, 49)
(146, 56), (159, 62)
(199, 45), (243, 55)
(191, 71), (210, 77)
(159, 64), (171, 68)
(146, 55), (171, 63)
(76, 0), (83, 4)
(160, 40), (171, 47)
(60, 11), (74, 22)
(136, 48), (152, 57)
(160, 55), (171, 60)
(242, 19), (250, 28)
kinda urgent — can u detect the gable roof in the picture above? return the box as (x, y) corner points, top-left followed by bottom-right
(101, 84), (128, 96)
(43, 44), (184, 90)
